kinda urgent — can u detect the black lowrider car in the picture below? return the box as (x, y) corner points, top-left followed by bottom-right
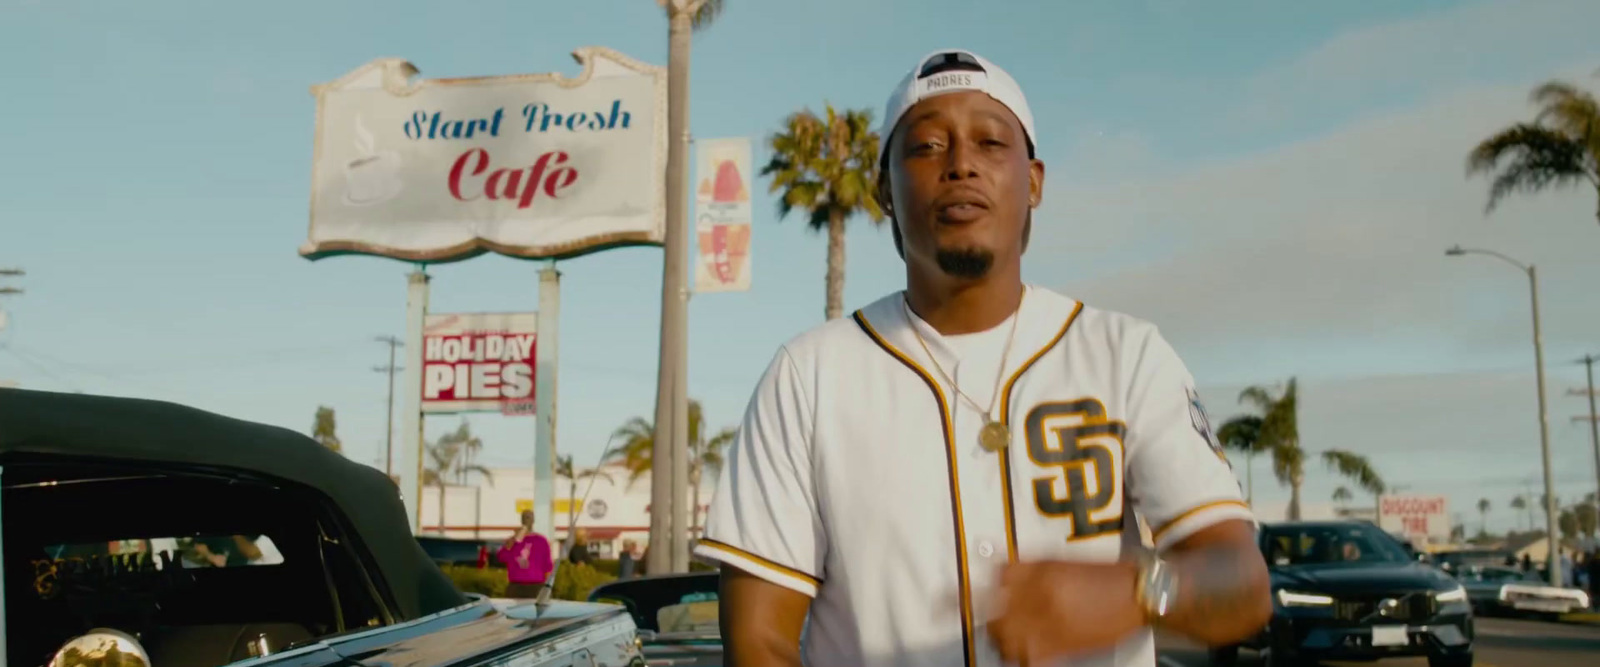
(589, 572), (723, 667)
(0, 388), (646, 667)
(1211, 520), (1474, 667)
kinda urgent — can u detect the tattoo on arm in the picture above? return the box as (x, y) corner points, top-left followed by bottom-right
(1161, 542), (1272, 643)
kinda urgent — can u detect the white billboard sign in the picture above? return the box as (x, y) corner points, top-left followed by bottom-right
(1379, 494), (1450, 541)
(302, 47), (667, 263)
(421, 312), (537, 414)
(693, 137), (753, 293)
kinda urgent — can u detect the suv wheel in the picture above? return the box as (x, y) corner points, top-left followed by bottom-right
(1428, 652), (1473, 667)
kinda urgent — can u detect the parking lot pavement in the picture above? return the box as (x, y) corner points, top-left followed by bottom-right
(1155, 617), (1600, 667)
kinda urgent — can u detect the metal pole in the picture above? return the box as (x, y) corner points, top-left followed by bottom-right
(1528, 265), (1562, 586)
(375, 335), (403, 477)
(400, 269), (431, 533)
(1585, 355), (1600, 523)
(535, 264), (561, 544)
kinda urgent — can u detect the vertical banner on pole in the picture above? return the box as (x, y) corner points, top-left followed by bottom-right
(399, 270), (431, 533)
(534, 266), (561, 540)
(693, 137), (753, 293)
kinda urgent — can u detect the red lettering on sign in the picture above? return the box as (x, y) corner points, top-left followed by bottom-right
(447, 148), (578, 209)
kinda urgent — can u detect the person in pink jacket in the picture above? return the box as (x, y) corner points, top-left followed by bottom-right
(497, 510), (553, 598)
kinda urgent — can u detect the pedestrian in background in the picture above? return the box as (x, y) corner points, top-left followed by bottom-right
(618, 540), (638, 579)
(497, 510), (553, 598)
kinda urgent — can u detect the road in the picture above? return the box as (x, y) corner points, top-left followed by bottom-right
(1156, 617), (1600, 667)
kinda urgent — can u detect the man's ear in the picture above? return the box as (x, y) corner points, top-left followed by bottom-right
(1028, 158), (1045, 209)
(878, 171), (905, 260)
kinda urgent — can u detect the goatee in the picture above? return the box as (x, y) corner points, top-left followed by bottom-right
(935, 248), (994, 279)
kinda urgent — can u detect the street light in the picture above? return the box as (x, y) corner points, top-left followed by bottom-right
(1445, 244), (1562, 586)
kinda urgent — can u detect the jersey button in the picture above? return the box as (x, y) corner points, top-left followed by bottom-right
(977, 541), (994, 558)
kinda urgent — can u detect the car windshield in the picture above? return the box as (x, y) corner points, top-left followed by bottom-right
(1457, 567), (1533, 583)
(1261, 523), (1412, 565)
(589, 574), (720, 635)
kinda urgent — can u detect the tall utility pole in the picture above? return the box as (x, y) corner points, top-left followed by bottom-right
(1445, 246), (1561, 586)
(649, 0), (708, 576)
(1569, 353), (1600, 523)
(374, 335), (404, 477)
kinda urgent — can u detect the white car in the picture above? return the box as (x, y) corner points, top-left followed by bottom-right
(1456, 566), (1591, 619)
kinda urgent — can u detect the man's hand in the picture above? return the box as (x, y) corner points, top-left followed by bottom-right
(985, 560), (1145, 664)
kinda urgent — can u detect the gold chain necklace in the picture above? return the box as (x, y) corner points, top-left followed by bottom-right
(902, 288), (1025, 453)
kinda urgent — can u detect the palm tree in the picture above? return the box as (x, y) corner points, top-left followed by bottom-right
(1238, 379), (1305, 519)
(1332, 486), (1353, 506)
(655, 0), (725, 575)
(611, 399), (736, 532)
(1510, 495), (1531, 530)
(1467, 77), (1600, 224)
(1236, 378), (1386, 521)
(311, 406), (341, 454)
(555, 454), (614, 535)
(1321, 449), (1387, 509)
(421, 421), (493, 534)
(762, 104), (886, 320)
(1477, 498), (1491, 536)
(1216, 415), (1266, 504)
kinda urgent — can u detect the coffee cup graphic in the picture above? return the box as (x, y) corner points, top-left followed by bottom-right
(342, 115), (403, 206)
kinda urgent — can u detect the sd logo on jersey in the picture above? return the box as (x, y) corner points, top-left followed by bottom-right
(1186, 387), (1224, 458)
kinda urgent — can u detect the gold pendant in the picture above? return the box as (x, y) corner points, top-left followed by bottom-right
(978, 421), (1010, 452)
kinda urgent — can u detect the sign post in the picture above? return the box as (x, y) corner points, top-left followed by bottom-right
(400, 270), (430, 532)
(534, 265), (561, 539)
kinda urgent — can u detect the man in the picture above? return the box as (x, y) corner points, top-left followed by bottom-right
(694, 49), (1271, 667)
(497, 510), (553, 598)
(619, 540), (639, 579)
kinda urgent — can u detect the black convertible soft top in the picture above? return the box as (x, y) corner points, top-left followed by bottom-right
(0, 387), (468, 620)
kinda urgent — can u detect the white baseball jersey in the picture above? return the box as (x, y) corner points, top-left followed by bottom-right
(694, 285), (1251, 667)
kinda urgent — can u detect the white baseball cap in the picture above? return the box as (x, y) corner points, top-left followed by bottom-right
(878, 49), (1036, 161)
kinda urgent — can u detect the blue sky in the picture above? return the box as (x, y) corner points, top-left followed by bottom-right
(5, 0), (1600, 535)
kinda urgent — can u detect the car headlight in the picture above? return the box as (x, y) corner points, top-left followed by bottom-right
(1435, 585), (1467, 603)
(1276, 589), (1334, 607)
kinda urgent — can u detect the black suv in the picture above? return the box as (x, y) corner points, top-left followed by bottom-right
(1212, 520), (1474, 667)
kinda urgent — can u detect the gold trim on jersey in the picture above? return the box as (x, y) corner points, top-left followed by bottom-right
(1150, 499), (1252, 542)
(996, 302), (1084, 559)
(696, 538), (822, 587)
(852, 309), (975, 667)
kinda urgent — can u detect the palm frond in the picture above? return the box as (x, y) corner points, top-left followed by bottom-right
(1332, 486), (1352, 503)
(1530, 81), (1600, 142)
(1216, 415), (1266, 454)
(1320, 449), (1385, 496)
(1468, 123), (1596, 212)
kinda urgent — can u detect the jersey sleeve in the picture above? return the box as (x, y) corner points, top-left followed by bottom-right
(1122, 326), (1254, 552)
(692, 345), (826, 597)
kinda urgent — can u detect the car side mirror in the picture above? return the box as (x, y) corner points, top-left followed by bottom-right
(49, 628), (151, 667)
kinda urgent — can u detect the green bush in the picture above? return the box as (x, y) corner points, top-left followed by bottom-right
(442, 563), (617, 601)
(588, 558), (621, 577)
(553, 562), (617, 601)
(441, 564), (508, 597)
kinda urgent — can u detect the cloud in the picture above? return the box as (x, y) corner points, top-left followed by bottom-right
(1229, 0), (1600, 133)
(1032, 63), (1600, 386)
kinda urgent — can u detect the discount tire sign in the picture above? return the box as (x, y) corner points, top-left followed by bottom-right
(1378, 494), (1450, 542)
(421, 312), (537, 414)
